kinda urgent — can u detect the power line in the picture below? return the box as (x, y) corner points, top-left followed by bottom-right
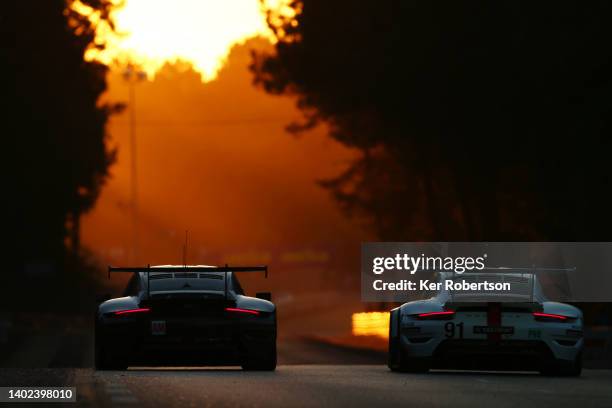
(111, 117), (296, 127)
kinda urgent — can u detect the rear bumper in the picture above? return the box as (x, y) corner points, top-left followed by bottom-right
(96, 317), (275, 366)
(399, 336), (583, 370)
(431, 339), (553, 370)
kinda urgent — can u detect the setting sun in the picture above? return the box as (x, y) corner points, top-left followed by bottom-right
(77, 0), (291, 81)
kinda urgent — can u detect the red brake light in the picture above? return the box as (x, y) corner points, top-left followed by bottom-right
(416, 311), (455, 320)
(114, 307), (151, 316)
(532, 312), (568, 321)
(225, 307), (260, 316)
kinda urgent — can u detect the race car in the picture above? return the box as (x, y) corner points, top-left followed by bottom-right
(388, 270), (583, 376)
(95, 265), (276, 371)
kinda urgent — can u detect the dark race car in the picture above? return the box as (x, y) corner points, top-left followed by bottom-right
(95, 265), (276, 371)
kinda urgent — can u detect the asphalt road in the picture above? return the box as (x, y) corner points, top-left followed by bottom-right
(1, 366), (610, 408)
(1, 340), (611, 408)
(0, 337), (612, 408)
(1, 306), (611, 407)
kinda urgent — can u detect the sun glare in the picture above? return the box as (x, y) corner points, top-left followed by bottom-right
(76, 0), (294, 82)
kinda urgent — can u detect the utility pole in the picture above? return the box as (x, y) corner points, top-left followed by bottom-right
(122, 64), (146, 265)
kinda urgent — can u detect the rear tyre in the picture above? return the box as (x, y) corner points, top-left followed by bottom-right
(540, 354), (582, 377)
(94, 328), (128, 371)
(388, 334), (402, 371)
(241, 342), (277, 371)
(388, 336), (429, 373)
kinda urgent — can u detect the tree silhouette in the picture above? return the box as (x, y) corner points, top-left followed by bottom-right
(253, 1), (612, 241)
(1, 0), (118, 277)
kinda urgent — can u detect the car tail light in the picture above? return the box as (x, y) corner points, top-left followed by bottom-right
(225, 307), (260, 316)
(415, 311), (455, 320)
(113, 307), (151, 316)
(532, 312), (569, 322)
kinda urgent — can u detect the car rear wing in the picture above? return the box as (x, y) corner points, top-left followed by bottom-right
(438, 266), (576, 304)
(475, 267), (576, 273)
(107, 265), (268, 300)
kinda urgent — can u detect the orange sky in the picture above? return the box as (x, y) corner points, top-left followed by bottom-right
(82, 39), (371, 292)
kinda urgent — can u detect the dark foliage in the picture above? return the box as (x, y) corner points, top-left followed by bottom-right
(1, 0), (117, 277)
(253, 1), (612, 241)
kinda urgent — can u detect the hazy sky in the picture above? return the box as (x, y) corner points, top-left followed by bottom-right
(82, 39), (370, 291)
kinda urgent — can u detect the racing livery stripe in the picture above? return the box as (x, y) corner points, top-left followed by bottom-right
(487, 302), (502, 342)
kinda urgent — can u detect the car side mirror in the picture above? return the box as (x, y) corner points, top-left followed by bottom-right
(96, 293), (111, 303)
(256, 292), (272, 301)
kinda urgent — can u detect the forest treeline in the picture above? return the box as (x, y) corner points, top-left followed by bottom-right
(252, 1), (612, 242)
(1, 0), (117, 293)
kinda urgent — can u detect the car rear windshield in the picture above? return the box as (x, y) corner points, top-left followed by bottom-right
(148, 272), (226, 292)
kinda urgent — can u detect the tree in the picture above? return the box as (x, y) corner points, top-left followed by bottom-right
(1, 0), (118, 276)
(252, 1), (612, 241)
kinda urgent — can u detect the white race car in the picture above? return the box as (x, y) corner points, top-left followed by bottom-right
(388, 271), (583, 376)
